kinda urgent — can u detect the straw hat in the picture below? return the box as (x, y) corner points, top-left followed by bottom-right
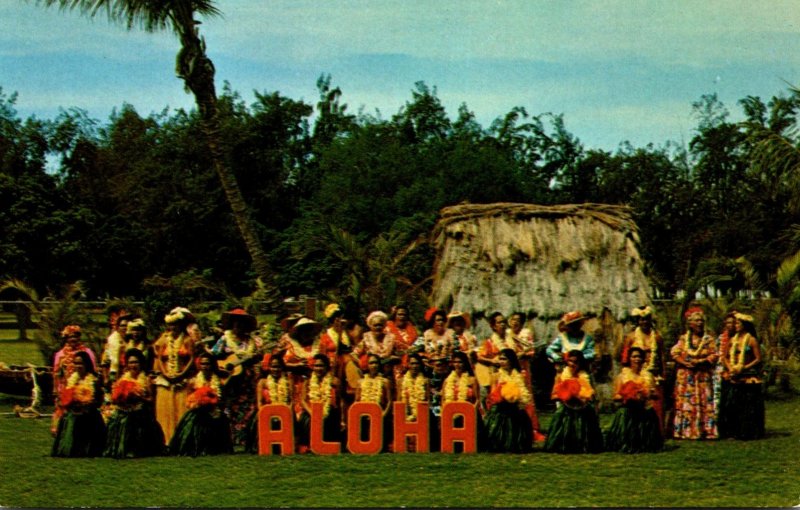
(221, 308), (257, 331)
(560, 311), (586, 326)
(446, 311), (471, 329)
(292, 317), (323, 336)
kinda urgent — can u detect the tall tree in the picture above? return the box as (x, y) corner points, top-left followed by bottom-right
(34, 0), (274, 289)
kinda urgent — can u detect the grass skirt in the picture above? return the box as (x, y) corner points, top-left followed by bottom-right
(718, 381), (765, 440)
(484, 401), (533, 453)
(604, 402), (664, 453)
(103, 407), (166, 458)
(51, 408), (107, 457)
(168, 407), (233, 456)
(544, 403), (603, 454)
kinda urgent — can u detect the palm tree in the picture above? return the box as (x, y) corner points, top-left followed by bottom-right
(33, 0), (274, 288)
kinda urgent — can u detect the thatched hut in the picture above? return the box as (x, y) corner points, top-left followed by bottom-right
(430, 202), (652, 360)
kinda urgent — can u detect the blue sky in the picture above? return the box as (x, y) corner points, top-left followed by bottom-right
(2, 1), (800, 151)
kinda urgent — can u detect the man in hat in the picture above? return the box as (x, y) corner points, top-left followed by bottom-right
(210, 308), (263, 447)
(546, 311), (596, 371)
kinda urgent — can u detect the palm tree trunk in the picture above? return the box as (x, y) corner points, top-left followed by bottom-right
(173, 15), (274, 288)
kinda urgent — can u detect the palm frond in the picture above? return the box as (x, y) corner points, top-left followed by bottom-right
(777, 249), (800, 288)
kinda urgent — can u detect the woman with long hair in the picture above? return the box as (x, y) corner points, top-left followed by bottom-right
(605, 347), (663, 453)
(483, 348), (533, 453)
(544, 349), (603, 454)
(51, 350), (106, 457)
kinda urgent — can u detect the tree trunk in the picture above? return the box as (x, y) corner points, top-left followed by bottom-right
(174, 18), (277, 298)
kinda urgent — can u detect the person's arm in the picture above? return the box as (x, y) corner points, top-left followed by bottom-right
(300, 379), (311, 414)
(546, 336), (563, 363)
(743, 336), (762, 371)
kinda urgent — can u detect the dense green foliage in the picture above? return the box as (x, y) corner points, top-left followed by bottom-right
(3, 81), (800, 316)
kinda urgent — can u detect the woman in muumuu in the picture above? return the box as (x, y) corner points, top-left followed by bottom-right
(544, 349), (603, 454)
(51, 350), (107, 457)
(605, 347), (663, 453)
(671, 306), (719, 440)
(169, 352), (233, 456)
(718, 312), (765, 440)
(483, 348), (533, 453)
(104, 349), (165, 458)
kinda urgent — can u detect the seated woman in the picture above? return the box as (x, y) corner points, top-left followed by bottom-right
(604, 347), (663, 453)
(356, 353), (392, 451)
(719, 312), (765, 440)
(51, 350), (106, 457)
(297, 354), (344, 453)
(104, 349), (166, 458)
(169, 352), (233, 456)
(246, 354), (294, 453)
(483, 348), (533, 453)
(544, 349), (603, 454)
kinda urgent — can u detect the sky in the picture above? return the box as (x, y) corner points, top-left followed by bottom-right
(2, 1), (800, 151)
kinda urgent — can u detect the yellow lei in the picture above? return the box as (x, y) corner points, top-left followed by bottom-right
(288, 337), (319, 361)
(682, 332), (710, 358)
(496, 369), (531, 406)
(165, 333), (185, 376)
(443, 372), (471, 403)
(401, 372), (427, 420)
(221, 330), (257, 357)
(66, 372), (96, 405)
(265, 375), (291, 405)
(119, 371), (148, 393)
(632, 327), (657, 372)
(359, 374), (384, 404)
(326, 327), (350, 348)
(728, 333), (750, 371)
(560, 366), (595, 402)
(308, 372), (334, 417)
(194, 371), (222, 396)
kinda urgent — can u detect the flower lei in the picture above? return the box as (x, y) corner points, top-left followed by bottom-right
(112, 372), (147, 406)
(401, 371), (427, 420)
(728, 333), (750, 371)
(165, 333), (186, 376)
(287, 337), (319, 361)
(559, 367), (594, 402)
(496, 369), (530, 406)
(63, 372), (96, 407)
(265, 374), (291, 405)
(443, 372), (471, 403)
(616, 367), (652, 404)
(222, 329), (256, 357)
(326, 327), (350, 348)
(308, 372), (334, 418)
(682, 332), (710, 358)
(632, 327), (657, 372)
(360, 374), (384, 404)
(194, 370), (222, 396)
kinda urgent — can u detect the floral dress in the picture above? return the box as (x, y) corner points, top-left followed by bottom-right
(670, 332), (719, 440)
(152, 331), (195, 444)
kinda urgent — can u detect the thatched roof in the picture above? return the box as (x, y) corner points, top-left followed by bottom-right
(430, 202), (651, 342)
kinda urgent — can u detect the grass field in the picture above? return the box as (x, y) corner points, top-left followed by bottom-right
(0, 390), (798, 508)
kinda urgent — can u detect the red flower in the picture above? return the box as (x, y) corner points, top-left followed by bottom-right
(487, 383), (504, 407)
(187, 386), (219, 409)
(618, 381), (645, 403)
(554, 378), (581, 403)
(60, 387), (75, 408)
(112, 379), (143, 406)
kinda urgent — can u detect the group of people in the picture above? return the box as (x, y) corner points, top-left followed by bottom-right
(48, 301), (765, 457)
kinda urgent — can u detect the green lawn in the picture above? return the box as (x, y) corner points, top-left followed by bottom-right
(0, 392), (798, 508)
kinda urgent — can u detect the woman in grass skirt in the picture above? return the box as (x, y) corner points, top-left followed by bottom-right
(544, 349), (603, 454)
(246, 354), (294, 453)
(104, 349), (165, 458)
(169, 352), (233, 456)
(605, 347), (663, 453)
(296, 354), (344, 453)
(52, 350), (107, 457)
(442, 349), (486, 450)
(356, 353), (393, 452)
(718, 313), (765, 440)
(483, 348), (533, 453)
